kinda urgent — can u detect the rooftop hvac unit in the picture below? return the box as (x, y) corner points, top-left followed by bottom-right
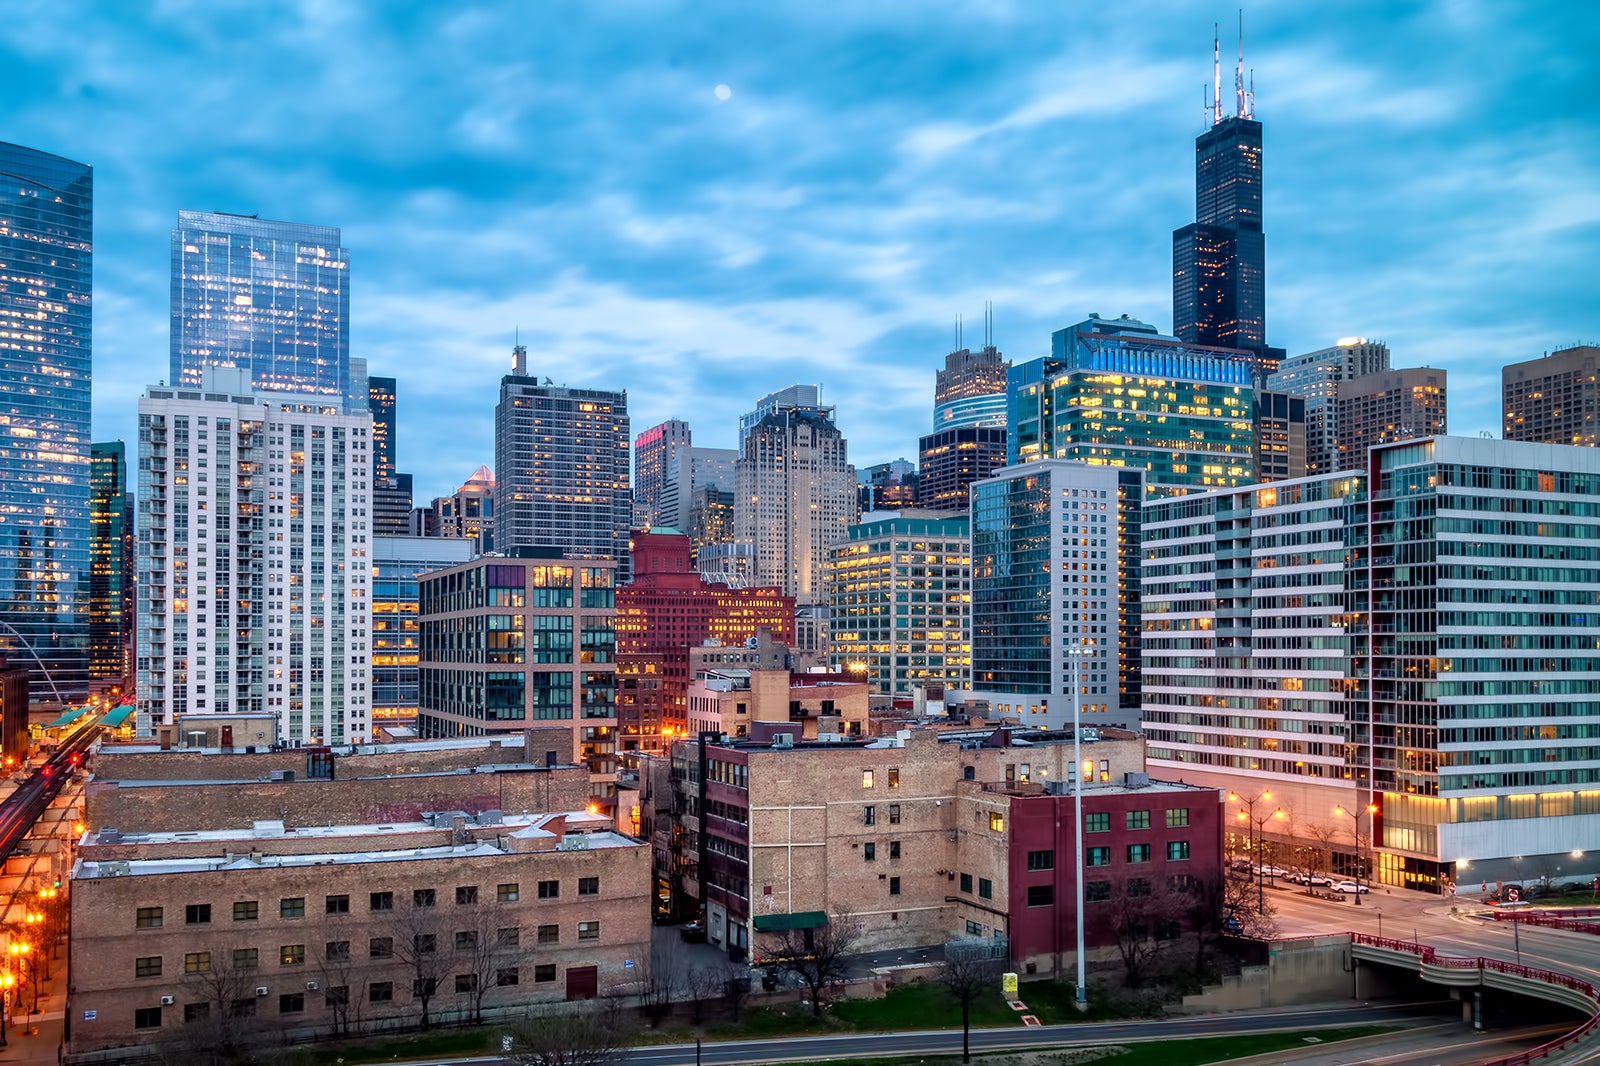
(558, 835), (590, 851)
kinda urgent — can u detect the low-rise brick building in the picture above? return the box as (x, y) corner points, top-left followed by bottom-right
(686, 668), (869, 740)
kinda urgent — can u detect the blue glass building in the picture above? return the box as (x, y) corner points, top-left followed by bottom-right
(170, 211), (355, 409)
(0, 142), (93, 701)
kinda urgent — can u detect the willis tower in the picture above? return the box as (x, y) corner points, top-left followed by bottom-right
(1172, 24), (1281, 377)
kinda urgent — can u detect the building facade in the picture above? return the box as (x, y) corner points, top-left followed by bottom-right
(961, 461), (1144, 729)
(1264, 339), (1391, 475)
(857, 459), (920, 513)
(494, 347), (631, 582)
(367, 376), (413, 536)
(136, 372), (372, 744)
(918, 425), (1008, 513)
(633, 420), (691, 526)
(1334, 367), (1447, 472)
(371, 536), (475, 725)
(1009, 315), (1255, 497)
(658, 446), (736, 534)
(170, 211), (355, 410)
(0, 141), (93, 702)
(934, 344), (1010, 430)
(90, 441), (133, 692)
(827, 512), (969, 698)
(1141, 436), (1600, 890)
(1251, 392), (1307, 482)
(417, 551), (618, 793)
(1502, 346), (1600, 446)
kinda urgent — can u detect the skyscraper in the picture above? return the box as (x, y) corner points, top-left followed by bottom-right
(1334, 367), (1447, 471)
(1251, 391), (1307, 482)
(918, 426), (1008, 513)
(171, 211), (355, 409)
(367, 376), (413, 534)
(433, 465), (495, 552)
(734, 387), (857, 604)
(494, 345), (632, 581)
(657, 446), (736, 531)
(934, 339), (1010, 430)
(1009, 314), (1255, 496)
(0, 142), (93, 702)
(634, 419), (691, 526)
(1172, 30), (1278, 373)
(371, 534), (473, 726)
(1265, 339), (1391, 474)
(89, 442), (131, 691)
(1502, 345), (1600, 446)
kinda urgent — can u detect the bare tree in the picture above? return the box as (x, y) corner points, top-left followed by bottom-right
(639, 938), (679, 1026)
(1224, 867), (1277, 938)
(386, 896), (451, 1030)
(158, 943), (266, 1066)
(720, 959), (752, 1022)
(686, 964), (722, 1026)
(766, 909), (862, 1017)
(1181, 875), (1227, 970)
(451, 908), (530, 1024)
(1095, 878), (1181, 988)
(502, 1000), (635, 1066)
(939, 940), (1005, 1064)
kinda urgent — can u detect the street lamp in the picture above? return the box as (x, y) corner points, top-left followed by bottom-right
(1068, 643), (1095, 1013)
(1334, 803), (1378, 906)
(1229, 790), (1283, 913)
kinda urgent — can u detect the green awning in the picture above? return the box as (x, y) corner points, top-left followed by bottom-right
(752, 910), (828, 932)
(40, 706), (91, 730)
(102, 705), (135, 729)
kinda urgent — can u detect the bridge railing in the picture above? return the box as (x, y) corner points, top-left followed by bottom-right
(1489, 911), (1600, 936)
(1351, 933), (1600, 1065)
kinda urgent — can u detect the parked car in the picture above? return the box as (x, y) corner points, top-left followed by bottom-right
(1331, 880), (1369, 894)
(1228, 858), (1253, 871)
(1254, 864), (1289, 878)
(1222, 915), (1245, 935)
(1281, 871), (1308, 884)
(680, 920), (707, 942)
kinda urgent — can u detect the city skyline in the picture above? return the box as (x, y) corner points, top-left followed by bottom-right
(3, 3), (1597, 502)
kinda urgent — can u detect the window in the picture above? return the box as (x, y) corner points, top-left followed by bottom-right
(279, 993), (304, 1014)
(369, 982), (394, 1003)
(888, 768), (900, 789)
(280, 897), (306, 919)
(537, 880), (560, 899)
(413, 889), (437, 908)
(184, 952), (211, 974)
(1027, 850), (1054, 871)
(326, 894), (350, 914)
(135, 957), (162, 978)
(233, 948), (258, 970)
(497, 927), (520, 948)
(966, 920), (983, 935)
(456, 886), (479, 905)
(578, 877), (599, 896)
(496, 967), (520, 987)
(280, 945), (305, 966)
(1027, 885), (1055, 907)
(1086, 881), (1112, 903)
(863, 806), (876, 826)
(184, 1002), (210, 1024)
(988, 812), (1005, 833)
(136, 907), (164, 929)
(455, 930), (478, 950)
(1087, 846), (1111, 867)
(369, 937), (393, 959)
(537, 924), (559, 945)
(978, 878), (993, 900)
(959, 873), (973, 894)
(455, 974), (478, 994)
(863, 842), (876, 862)
(889, 877), (901, 896)
(1165, 808), (1190, 828)
(185, 904), (211, 925)
(1167, 841), (1191, 861)
(534, 964), (557, 983)
(233, 901), (259, 922)
(414, 934), (437, 955)
(1128, 878), (1152, 897)
(497, 883), (520, 903)
(134, 1006), (162, 1030)
(888, 804), (902, 825)
(1127, 843), (1151, 864)
(862, 769), (875, 789)
(370, 891), (394, 911)
(325, 941), (351, 962)
(578, 921), (600, 941)
(1126, 810), (1151, 830)
(889, 840), (901, 860)
(1086, 813), (1110, 833)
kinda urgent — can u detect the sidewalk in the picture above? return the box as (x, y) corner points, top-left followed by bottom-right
(0, 948), (66, 1066)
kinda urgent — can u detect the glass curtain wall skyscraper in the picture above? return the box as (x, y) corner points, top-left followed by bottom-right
(0, 142), (93, 701)
(89, 441), (130, 690)
(171, 211), (355, 410)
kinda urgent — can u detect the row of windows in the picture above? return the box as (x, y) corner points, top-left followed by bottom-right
(132, 881), (596, 928)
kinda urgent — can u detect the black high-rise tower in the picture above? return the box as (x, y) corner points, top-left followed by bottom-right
(1173, 24), (1280, 377)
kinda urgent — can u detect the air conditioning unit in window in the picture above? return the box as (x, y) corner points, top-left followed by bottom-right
(159, 995), (175, 1006)
(305, 981), (318, 991)
(255, 986), (269, 997)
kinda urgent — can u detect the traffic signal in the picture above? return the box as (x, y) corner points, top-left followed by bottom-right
(52, 878), (60, 889)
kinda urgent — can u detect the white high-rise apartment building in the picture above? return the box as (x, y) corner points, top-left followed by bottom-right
(137, 370), (372, 744)
(1265, 339), (1390, 474)
(734, 387), (856, 605)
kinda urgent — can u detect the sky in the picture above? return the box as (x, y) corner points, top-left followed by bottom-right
(5, 0), (1599, 503)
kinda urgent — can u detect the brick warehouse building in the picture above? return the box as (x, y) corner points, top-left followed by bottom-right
(616, 529), (794, 755)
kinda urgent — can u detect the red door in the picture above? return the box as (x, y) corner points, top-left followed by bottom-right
(565, 965), (598, 1000)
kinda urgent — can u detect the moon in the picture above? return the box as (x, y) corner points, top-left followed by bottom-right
(714, 84), (732, 101)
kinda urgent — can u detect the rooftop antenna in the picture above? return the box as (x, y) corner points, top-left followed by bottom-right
(1248, 69), (1256, 119)
(1212, 23), (1223, 127)
(1236, 11), (1253, 120)
(985, 301), (994, 349)
(956, 313), (963, 352)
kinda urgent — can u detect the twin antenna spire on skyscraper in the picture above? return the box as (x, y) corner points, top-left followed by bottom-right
(1206, 12), (1255, 128)
(954, 302), (996, 353)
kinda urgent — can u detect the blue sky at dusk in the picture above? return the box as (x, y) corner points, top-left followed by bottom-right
(5, 1), (1598, 501)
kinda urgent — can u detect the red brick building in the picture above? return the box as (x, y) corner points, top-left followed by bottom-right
(616, 530), (793, 754)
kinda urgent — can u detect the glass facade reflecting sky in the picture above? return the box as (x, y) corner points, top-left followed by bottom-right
(0, 142), (93, 701)
(170, 211), (353, 408)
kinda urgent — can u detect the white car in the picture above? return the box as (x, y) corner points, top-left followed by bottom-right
(1332, 880), (1369, 894)
(1254, 864), (1289, 878)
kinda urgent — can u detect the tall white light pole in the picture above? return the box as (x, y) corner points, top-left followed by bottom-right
(1068, 643), (1094, 1011)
